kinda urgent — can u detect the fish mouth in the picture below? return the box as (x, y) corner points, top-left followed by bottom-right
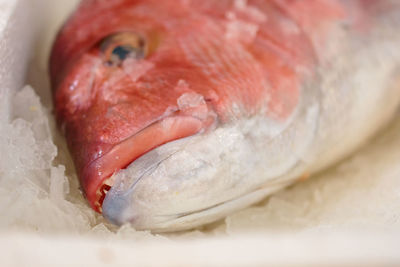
(83, 115), (206, 212)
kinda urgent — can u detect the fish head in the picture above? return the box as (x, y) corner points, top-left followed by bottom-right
(51, 0), (306, 231)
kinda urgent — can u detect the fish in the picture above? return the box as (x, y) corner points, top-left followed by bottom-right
(50, 0), (400, 232)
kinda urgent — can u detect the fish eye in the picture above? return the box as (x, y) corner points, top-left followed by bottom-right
(100, 32), (147, 66)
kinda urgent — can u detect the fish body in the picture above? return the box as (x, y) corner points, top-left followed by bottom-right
(51, 0), (400, 232)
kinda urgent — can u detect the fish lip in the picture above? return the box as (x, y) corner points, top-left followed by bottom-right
(81, 114), (207, 212)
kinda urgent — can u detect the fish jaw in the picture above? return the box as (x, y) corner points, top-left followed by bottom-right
(101, 131), (284, 231)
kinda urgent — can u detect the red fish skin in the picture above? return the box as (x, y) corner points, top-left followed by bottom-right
(50, 0), (373, 212)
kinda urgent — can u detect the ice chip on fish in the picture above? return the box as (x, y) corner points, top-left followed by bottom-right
(50, 0), (400, 232)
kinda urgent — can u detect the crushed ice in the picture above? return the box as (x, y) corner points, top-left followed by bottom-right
(0, 86), (158, 240)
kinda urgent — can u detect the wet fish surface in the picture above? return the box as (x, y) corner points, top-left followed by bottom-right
(50, 0), (400, 232)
